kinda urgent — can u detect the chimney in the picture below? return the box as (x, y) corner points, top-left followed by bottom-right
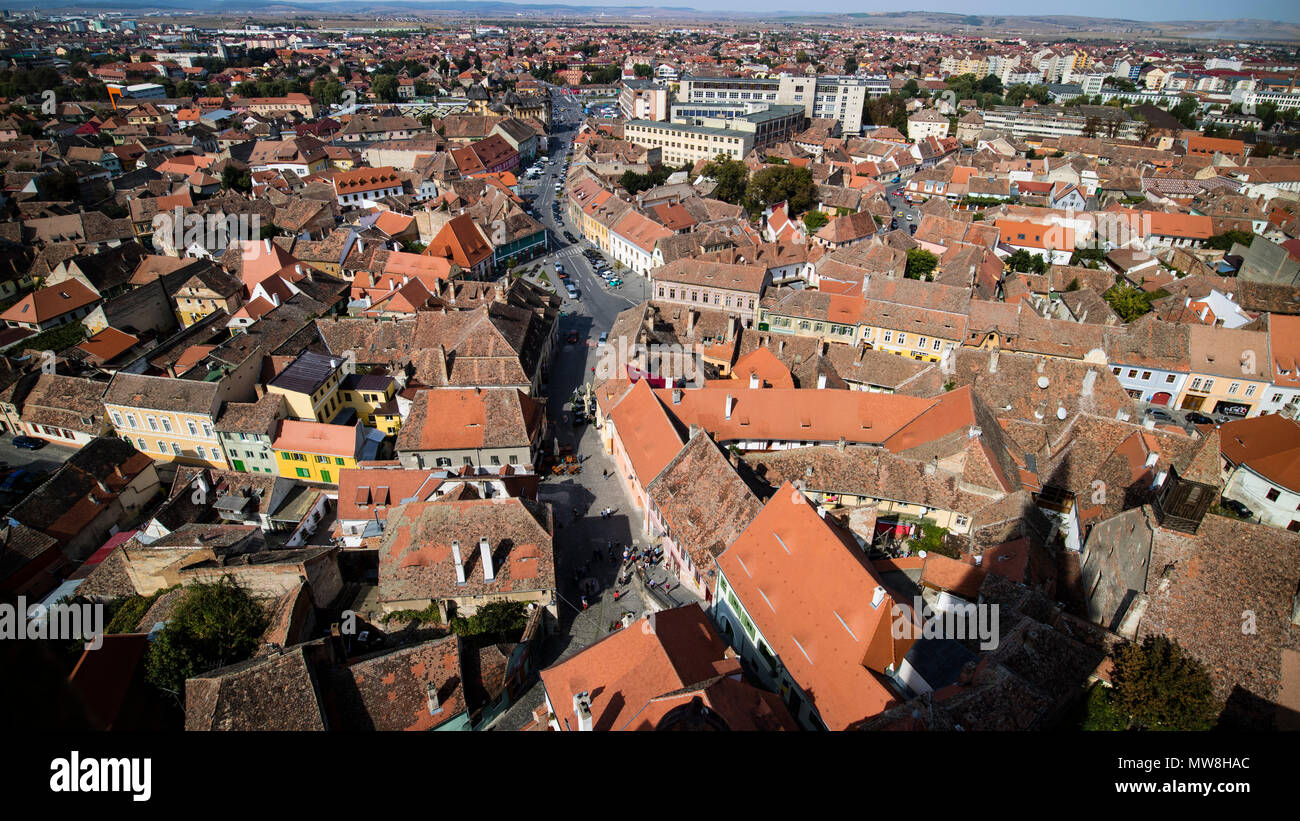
(689, 423), (699, 439)
(573, 692), (593, 731)
(989, 351), (999, 373)
(749, 371), (759, 389)
(672, 388), (682, 405)
(871, 585), (886, 608)
(1036, 357), (1045, 373)
(968, 425), (982, 439)
(778, 339), (785, 355)
(263, 238), (271, 253)
(817, 372), (828, 390)
(479, 536), (494, 582)
(836, 436), (846, 452)
(451, 540), (466, 585)
(687, 310), (696, 336)
(724, 393), (734, 420)
(726, 318), (736, 342)
(426, 682), (443, 715)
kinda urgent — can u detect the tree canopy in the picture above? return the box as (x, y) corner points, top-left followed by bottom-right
(746, 164), (816, 215)
(905, 248), (939, 280)
(700, 154), (749, 205)
(1108, 636), (1220, 730)
(145, 579), (269, 698)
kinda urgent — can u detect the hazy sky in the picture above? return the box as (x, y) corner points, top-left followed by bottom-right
(458, 0), (1300, 23)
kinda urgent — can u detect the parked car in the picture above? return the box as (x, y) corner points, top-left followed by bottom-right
(598, 331), (608, 345)
(12, 435), (45, 450)
(564, 231), (577, 243)
(1146, 408), (1174, 422)
(554, 263), (564, 274)
(0, 469), (38, 494)
(1184, 411), (1215, 426)
(1221, 498), (1254, 519)
(908, 224), (917, 235)
(566, 330), (580, 344)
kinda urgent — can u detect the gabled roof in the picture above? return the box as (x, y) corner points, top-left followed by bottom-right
(541, 604), (795, 731)
(717, 482), (912, 729)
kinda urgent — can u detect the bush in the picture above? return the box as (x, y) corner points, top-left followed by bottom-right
(5, 320), (87, 356)
(1080, 683), (1128, 731)
(386, 602), (442, 625)
(449, 600), (528, 638)
(105, 590), (168, 634)
(909, 522), (958, 559)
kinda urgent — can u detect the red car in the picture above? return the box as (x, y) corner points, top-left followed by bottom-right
(566, 330), (580, 344)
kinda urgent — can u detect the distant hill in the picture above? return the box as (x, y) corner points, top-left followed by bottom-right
(27, 2), (1300, 42)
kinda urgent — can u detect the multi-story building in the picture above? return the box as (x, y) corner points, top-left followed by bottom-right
(173, 267), (243, 328)
(1219, 415), (1300, 531)
(623, 104), (804, 166)
(339, 373), (401, 435)
(215, 393), (286, 475)
(618, 79), (670, 121)
(266, 351), (349, 423)
(331, 166), (405, 208)
(1175, 325), (1272, 418)
(272, 419), (380, 485)
(980, 105), (1142, 141)
(1261, 313), (1300, 418)
(677, 74), (884, 135)
(1104, 317), (1191, 407)
(651, 258), (771, 329)
(103, 370), (254, 469)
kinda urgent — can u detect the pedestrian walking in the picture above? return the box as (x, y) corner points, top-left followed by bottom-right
(581, 596), (588, 611)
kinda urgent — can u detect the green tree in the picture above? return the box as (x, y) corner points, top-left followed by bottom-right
(795, 50), (810, 64)
(1007, 249), (1046, 274)
(222, 165), (251, 193)
(311, 76), (344, 105)
(633, 63), (652, 78)
(803, 210), (829, 233)
(1104, 282), (1159, 322)
(1206, 229), (1253, 251)
(905, 248), (939, 280)
(369, 74), (398, 102)
(145, 579), (269, 698)
(1109, 636), (1219, 730)
(700, 154), (749, 205)
(746, 164), (816, 214)
(1258, 102), (1279, 131)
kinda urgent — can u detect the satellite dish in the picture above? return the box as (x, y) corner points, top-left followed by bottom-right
(1057, 406), (1068, 420)
(1037, 376), (1049, 389)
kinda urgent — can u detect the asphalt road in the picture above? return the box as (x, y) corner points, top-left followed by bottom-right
(885, 181), (921, 233)
(0, 437), (78, 474)
(516, 90), (650, 343)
